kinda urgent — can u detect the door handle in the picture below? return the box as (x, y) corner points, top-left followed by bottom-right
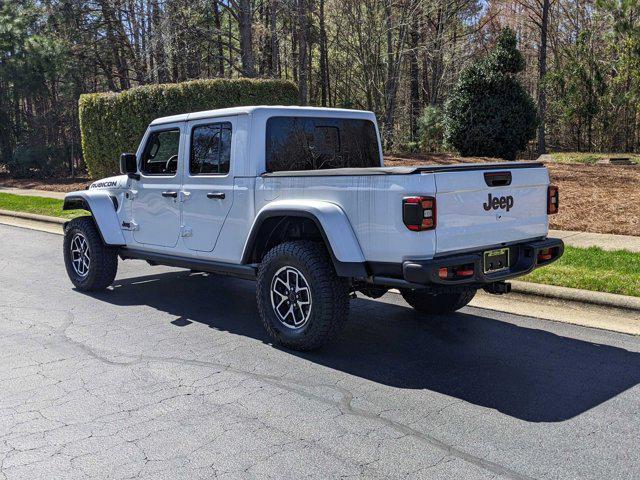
(207, 192), (226, 200)
(161, 191), (178, 198)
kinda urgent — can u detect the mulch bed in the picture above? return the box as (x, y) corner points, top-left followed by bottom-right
(0, 174), (90, 193)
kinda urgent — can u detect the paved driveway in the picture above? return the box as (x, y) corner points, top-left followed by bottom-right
(1, 224), (639, 479)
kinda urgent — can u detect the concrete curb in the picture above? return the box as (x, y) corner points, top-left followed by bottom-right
(389, 279), (640, 313)
(509, 280), (640, 312)
(0, 209), (67, 225)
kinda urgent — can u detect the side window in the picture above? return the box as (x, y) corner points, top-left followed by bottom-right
(265, 117), (380, 172)
(190, 122), (232, 175)
(140, 129), (181, 175)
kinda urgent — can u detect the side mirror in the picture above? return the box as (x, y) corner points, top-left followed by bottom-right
(120, 153), (139, 179)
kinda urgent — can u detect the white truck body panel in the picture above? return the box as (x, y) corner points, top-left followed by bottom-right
(433, 168), (549, 254)
(255, 174), (438, 263)
(67, 106), (555, 276)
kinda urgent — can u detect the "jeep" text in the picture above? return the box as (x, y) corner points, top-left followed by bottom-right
(483, 193), (514, 212)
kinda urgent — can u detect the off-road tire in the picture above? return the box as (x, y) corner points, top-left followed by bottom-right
(257, 241), (349, 351)
(63, 216), (118, 291)
(400, 288), (477, 314)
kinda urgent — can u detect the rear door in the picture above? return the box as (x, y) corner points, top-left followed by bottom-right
(181, 116), (236, 252)
(434, 166), (549, 254)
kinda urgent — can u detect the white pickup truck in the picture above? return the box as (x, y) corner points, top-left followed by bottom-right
(63, 106), (563, 350)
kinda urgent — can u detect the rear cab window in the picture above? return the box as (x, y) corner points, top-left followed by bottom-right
(190, 122), (232, 175)
(265, 116), (381, 172)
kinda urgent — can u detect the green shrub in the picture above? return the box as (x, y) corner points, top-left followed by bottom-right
(7, 141), (68, 177)
(417, 106), (445, 152)
(79, 78), (298, 178)
(444, 28), (537, 160)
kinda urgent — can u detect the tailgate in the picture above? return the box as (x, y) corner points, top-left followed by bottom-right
(434, 166), (549, 254)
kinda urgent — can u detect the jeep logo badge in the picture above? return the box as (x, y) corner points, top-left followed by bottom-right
(483, 193), (514, 212)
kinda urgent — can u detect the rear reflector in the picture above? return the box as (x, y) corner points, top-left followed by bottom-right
(547, 185), (559, 214)
(538, 248), (553, 262)
(438, 264), (475, 280)
(403, 196), (436, 231)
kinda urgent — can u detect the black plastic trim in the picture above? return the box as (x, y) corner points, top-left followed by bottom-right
(119, 249), (257, 280)
(63, 195), (90, 212)
(241, 209), (368, 278)
(367, 238), (564, 289)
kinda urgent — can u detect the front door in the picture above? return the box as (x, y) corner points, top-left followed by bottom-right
(131, 124), (183, 247)
(181, 117), (235, 252)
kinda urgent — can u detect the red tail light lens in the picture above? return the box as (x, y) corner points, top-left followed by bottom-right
(403, 196), (436, 231)
(547, 185), (559, 214)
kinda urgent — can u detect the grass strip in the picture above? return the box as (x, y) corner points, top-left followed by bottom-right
(0, 192), (84, 219)
(550, 152), (640, 165)
(521, 246), (640, 297)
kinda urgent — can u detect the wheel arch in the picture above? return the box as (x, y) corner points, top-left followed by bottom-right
(241, 201), (367, 278)
(63, 191), (125, 246)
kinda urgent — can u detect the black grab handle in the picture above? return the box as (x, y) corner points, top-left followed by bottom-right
(207, 192), (226, 200)
(484, 171), (512, 187)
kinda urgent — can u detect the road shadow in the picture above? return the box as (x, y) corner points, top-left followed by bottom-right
(86, 270), (640, 423)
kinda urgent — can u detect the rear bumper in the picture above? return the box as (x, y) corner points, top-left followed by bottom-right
(370, 238), (564, 289)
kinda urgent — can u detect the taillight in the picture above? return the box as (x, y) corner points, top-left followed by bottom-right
(403, 196), (436, 231)
(547, 185), (559, 214)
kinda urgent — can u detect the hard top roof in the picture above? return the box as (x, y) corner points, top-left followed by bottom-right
(149, 105), (375, 126)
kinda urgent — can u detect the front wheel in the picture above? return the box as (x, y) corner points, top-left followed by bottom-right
(63, 217), (118, 291)
(400, 288), (476, 314)
(256, 241), (349, 351)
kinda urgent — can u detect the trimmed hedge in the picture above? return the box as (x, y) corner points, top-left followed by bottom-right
(79, 78), (298, 178)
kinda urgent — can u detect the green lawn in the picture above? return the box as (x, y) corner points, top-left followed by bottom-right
(0, 192), (85, 219)
(521, 246), (640, 297)
(549, 152), (640, 165)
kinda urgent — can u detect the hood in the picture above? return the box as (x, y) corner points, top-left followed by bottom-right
(88, 175), (128, 190)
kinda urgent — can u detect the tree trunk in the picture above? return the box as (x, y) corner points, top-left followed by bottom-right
(297, 0), (309, 105)
(409, 15), (420, 141)
(537, 0), (550, 155)
(319, 0), (329, 106)
(269, 0), (279, 76)
(213, 0), (225, 76)
(239, 0), (256, 77)
(151, 0), (168, 82)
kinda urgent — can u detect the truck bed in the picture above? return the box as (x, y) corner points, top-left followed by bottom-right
(262, 162), (543, 177)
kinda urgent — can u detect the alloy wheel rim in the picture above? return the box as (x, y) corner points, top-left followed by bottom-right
(270, 266), (312, 329)
(70, 233), (90, 278)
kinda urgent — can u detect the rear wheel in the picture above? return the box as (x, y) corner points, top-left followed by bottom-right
(63, 217), (118, 291)
(400, 288), (476, 314)
(257, 241), (349, 351)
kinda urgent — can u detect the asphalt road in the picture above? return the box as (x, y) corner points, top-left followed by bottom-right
(1, 224), (639, 480)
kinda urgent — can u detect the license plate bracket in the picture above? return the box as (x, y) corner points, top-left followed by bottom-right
(483, 248), (510, 274)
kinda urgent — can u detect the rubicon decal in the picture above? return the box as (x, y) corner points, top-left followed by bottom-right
(483, 193), (514, 212)
(90, 181), (117, 189)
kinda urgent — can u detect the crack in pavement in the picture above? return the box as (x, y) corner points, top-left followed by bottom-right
(0, 304), (534, 480)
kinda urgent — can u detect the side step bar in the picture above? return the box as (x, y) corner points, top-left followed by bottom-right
(119, 249), (257, 281)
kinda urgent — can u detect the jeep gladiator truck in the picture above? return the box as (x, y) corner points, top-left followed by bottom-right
(63, 106), (563, 350)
